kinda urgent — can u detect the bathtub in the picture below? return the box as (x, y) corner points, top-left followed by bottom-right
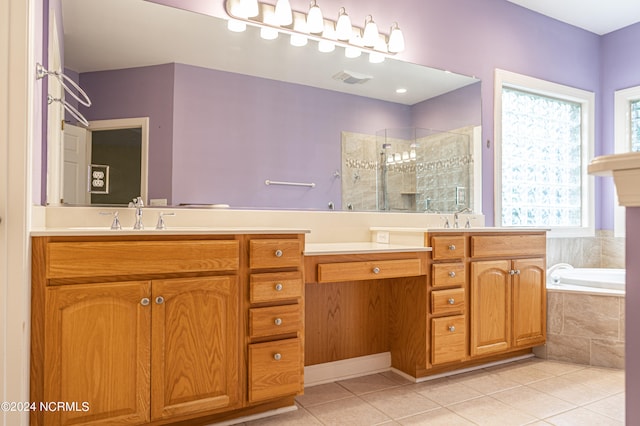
(547, 263), (625, 295)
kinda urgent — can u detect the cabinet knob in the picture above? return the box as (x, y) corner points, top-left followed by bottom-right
(448, 298), (455, 305)
(140, 298), (150, 306)
(448, 325), (456, 332)
(448, 271), (456, 278)
(448, 244), (456, 250)
(273, 353), (282, 361)
(372, 267), (381, 274)
(509, 269), (515, 275)
(155, 296), (165, 305)
(274, 249), (283, 257)
(515, 269), (521, 275)
(274, 283), (284, 291)
(274, 318), (283, 326)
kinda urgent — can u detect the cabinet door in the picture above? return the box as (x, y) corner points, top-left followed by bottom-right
(45, 281), (151, 425)
(512, 258), (546, 347)
(470, 260), (511, 357)
(151, 276), (240, 421)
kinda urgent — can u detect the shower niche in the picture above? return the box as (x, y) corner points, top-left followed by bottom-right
(341, 127), (478, 212)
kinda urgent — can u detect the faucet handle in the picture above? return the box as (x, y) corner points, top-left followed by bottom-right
(156, 212), (176, 230)
(132, 196), (144, 207)
(442, 216), (450, 228)
(100, 211), (122, 230)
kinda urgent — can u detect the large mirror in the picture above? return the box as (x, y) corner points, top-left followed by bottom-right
(51, 0), (481, 211)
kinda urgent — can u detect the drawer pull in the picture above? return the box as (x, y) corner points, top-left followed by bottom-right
(140, 298), (150, 306)
(448, 244), (456, 251)
(448, 325), (456, 332)
(372, 267), (380, 274)
(448, 298), (455, 305)
(155, 296), (165, 305)
(509, 269), (521, 275)
(515, 269), (521, 275)
(273, 353), (282, 361)
(448, 271), (456, 278)
(274, 283), (284, 291)
(274, 318), (283, 326)
(275, 249), (283, 257)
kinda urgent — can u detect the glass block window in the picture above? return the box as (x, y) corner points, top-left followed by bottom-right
(501, 88), (583, 227)
(631, 99), (640, 152)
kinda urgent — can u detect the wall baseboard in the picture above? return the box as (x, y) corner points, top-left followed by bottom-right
(304, 352), (391, 387)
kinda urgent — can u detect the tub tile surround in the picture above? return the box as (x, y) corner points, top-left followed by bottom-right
(537, 291), (625, 369)
(547, 230), (625, 269)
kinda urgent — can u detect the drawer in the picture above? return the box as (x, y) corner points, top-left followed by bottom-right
(317, 258), (423, 283)
(250, 271), (303, 303)
(431, 236), (466, 260)
(432, 263), (465, 288)
(248, 338), (302, 403)
(250, 239), (302, 270)
(431, 288), (465, 315)
(249, 305), (302, 339)
(471, 234), (546, 258)
(46, 240), (239, 279)
(431, 315), (466, 365)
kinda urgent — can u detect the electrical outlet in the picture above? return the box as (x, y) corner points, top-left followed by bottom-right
(376, 231), (390, 244)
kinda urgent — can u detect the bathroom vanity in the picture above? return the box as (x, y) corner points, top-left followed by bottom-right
(30, 230), (306, 426)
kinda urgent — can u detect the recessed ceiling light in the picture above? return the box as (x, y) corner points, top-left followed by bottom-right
(396, 88), (407, 94)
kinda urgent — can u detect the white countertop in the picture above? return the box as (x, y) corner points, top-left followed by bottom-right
(370, 226), (548, 233)
(30, 227), (310, 237)
(304, 242), (432, 256)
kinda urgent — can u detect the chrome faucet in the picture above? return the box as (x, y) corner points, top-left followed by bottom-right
(132, 196), (144, 229)
(453, 207), (472, 228)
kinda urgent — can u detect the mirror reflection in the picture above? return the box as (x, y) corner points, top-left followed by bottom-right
(53, 0), (482, 211)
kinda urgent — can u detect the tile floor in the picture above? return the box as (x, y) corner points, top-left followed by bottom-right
(243, 358), (625, 425)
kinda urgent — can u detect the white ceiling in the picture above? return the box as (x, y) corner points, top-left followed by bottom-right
(507, 0), (640, 35)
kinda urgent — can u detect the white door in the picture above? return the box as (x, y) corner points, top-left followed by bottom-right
(63, 124), (89, 204)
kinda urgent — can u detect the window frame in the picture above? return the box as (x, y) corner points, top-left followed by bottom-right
(494, 69), (595, 238)
(612, 85), (640, 237)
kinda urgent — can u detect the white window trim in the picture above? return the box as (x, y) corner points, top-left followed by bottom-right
(494, 69), (595, 238)
(612, 86), (640, 237)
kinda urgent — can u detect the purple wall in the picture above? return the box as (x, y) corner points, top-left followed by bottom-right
(411, 82), (482, 131)
(79, 64), (175, 203)
(172, 63), (411, 209)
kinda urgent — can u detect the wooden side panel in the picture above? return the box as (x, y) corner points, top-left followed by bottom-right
(44, 281), (151, 425)
(470, 234), (546, 258)
(151, 276), (241, 421)
(304, 280), (389, 365)
(470, 260), (511, 357)
(47, 240), (239, 279)
(317, 259), (423, 283)
(248, 338), (302, 403)
(250, 239), (302, 269)
(512, 258), (547, 348)
(250, 271), (303, 303)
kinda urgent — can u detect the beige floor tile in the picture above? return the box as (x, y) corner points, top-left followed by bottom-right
(296, 382), (354, 407)
(561, 366), (625, 393)
(545, 407), (624, 426)
(527, 359), (587, 376)
(305, 396), (390, 426)
(380, 370), (414, 385)
(414, 379), (483, 406)
(453, 371), (522, 394)
(360, 386), (440, 420)
(447, 395), (538, 425)
(491, 361), (557, 384)
(527, 375), (617, 406)
(583, 392), (625, 422)
(244, 406), (322, 425)
(337, 373), (401, 395)
(491, 385), (576, 419)
(396, 407), (475, 425)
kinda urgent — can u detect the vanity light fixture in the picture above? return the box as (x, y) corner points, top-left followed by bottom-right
(306, 0), (324, 33)
(224, 0), (405, 59)
(274, 0), (293, 25)
(335, 7), (352, 41)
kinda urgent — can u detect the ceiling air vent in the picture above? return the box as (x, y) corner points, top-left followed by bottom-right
(332, 70), (373, 85)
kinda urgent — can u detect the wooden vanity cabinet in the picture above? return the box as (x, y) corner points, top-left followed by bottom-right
(31, 233), (305, 426)
(469, 235), (546, 357)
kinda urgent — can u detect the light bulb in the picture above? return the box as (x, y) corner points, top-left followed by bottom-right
(369, 34), (387, 63)
(335, 7), (352, 41)
(260, 9), (279, 40)
(318, 23), (335, 53)
(240, 0), (259, 18)
(307, 0), (324, 34)
(388, 22), (405, 53)
(274, 0), (293, 26)
(227, 19), (247, 32)
(402, 151), (410, 162)
(290, 16), (309, 46)
(344, 33), (363, 58)
(362, 15), (379, 47)
(410, 149), (416, 160)
(394, 153), (401, 163)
